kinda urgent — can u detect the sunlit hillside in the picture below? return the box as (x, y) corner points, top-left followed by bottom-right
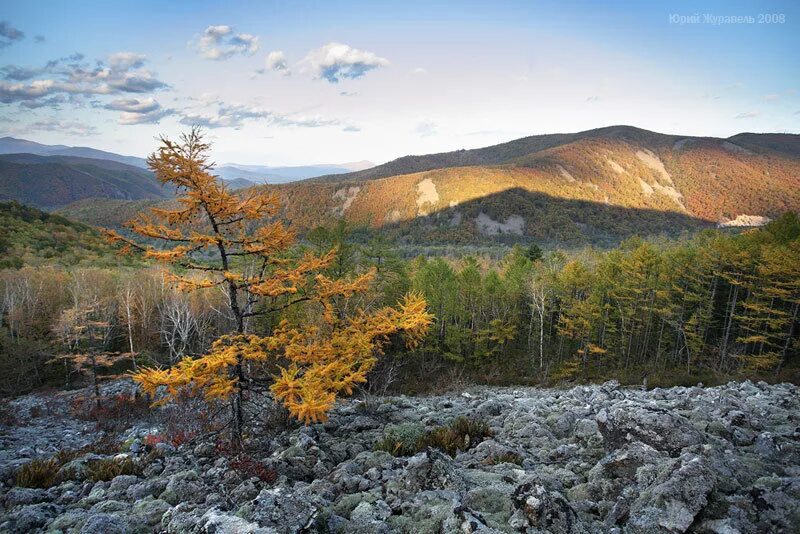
(273, 128), (800, 245)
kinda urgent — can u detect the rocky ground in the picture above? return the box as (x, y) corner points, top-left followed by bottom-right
(0, 379), (799, 533)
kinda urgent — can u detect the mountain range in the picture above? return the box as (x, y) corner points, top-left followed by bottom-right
(271, 125), (800, 246)
(0, 153), (171, 210)
(3, 126), (799, 247)
(0, 136), (375, 197)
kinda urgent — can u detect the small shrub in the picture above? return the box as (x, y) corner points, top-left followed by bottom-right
(86, 457), (140, 482)
(53, 448), (83, 465)
(375, 423), (426, 456)
(16, 458), (62, 488)
(418, 417), (494, 457)
(0, 402), (18, 426)
(71, 393), (151, 432)
(229, 454), (278, 483)
(144, 434), (165, 448)
(375, 417), (493, 457)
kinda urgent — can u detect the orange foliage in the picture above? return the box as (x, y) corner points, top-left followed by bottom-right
(116, 128), (433, 425)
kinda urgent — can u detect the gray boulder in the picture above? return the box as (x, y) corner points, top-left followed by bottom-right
(625, 453), (716, 533)
(1, 502), (63, 532)
(596, 402), (702, 454)
(512, 480), (583, 533)
(80, 513), (131, 534)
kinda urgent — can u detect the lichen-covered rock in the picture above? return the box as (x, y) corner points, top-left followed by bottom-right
(596, 402), (703, 454)
(0, 379), (798, 533)
(242, 484), (330, 533)
(160, 469), (206, 505)
(2, 487), (47, 508)
(196, 507), (265, 533)
(512, 480), (583, 533)
(0, 502), (63, 533)
(79, 512), (131, 534)
(131, 497), (171, 526)
(625, 454), (716, 533)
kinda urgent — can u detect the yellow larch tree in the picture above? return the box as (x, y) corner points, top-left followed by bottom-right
(106, 128), (432, 439)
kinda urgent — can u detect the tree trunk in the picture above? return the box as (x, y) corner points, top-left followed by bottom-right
(91, 353), (100, 411)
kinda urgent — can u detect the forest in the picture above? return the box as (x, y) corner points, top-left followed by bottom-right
(2, 205), (798, 398)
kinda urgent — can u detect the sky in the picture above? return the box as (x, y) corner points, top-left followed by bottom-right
(1, 0), (799, 165)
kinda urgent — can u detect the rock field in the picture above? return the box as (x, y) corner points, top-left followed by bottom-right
(1, 379), (798, 533)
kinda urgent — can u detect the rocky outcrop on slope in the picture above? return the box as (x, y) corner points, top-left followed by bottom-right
(0, 380), (798, 533)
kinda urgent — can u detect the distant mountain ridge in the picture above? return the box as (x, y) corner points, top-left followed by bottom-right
(0, 136), (148, 168)
(216, 160), (375, 184)
(0, 153), (171, 209)
(306, 125), (800, 184)
(0, 136), (375, 186)
(41, 125), (800, 247)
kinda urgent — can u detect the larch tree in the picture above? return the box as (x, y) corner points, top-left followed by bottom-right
(107, 128), (432, 440)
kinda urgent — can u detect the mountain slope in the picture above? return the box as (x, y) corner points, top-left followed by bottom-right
(0, 201), (139, 268)
(276, 129), (800, 245)
(0, 153), (171, 209)
(0, 136), (148, 168)
(56, 126), (800, 247)
(308, 126), (800, 185)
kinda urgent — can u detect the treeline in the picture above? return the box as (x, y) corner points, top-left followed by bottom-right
(404, 214), (799, 386)
(1, 214), (798, 396)
(0, 267), (233, 395)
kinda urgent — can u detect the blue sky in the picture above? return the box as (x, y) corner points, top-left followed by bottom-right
(1, 0), (798, 165)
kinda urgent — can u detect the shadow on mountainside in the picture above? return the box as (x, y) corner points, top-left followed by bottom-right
(376, 187), (715, 248)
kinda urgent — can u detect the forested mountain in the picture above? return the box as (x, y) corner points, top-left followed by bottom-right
(0, 136), (148, 168)
(0, 154), (172, 209)
(307, 125), (800, 183)
(53, 126), (800, 247)
(275, 128), (800, 246)
(0, 201), (138, 268)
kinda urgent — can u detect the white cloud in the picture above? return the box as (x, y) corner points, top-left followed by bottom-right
(0, 21), (24, 48)
(103, 97), (175, 124)
(764, 94), (780, 101)
(118, 107), (174, 125)
(108, 52), (146, 71)
(414, 119), (438, 137)
(180, 102), (341, 130)
(104, 97), (160, 113)
(194, 25), (259, 60)
(0, 52), (167, 105)
(735, 111), (759, 119)
(301, 42), (389, 83)
(14, 119), (97, 137)
(409, 67), (427, 75)
(265, 50), (289, 74)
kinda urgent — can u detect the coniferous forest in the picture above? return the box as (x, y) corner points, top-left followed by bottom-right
(3, 194), (798, 398)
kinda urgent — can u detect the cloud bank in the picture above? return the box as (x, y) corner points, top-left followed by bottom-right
(195, 25), (259, 60)
(180, 102), (341, 130)
(301, 42), (388, 83)
(0, 52), (167, 107)
(0, 21), (24, 48)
